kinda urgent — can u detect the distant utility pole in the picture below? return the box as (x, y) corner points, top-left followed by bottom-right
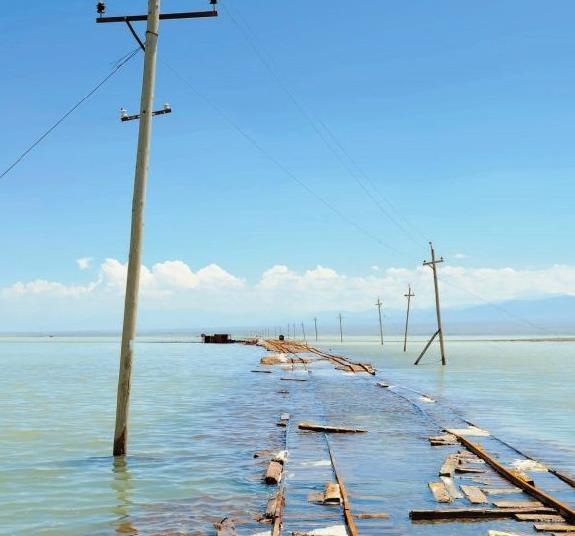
(375, 297), (384, 345)
(414, 242), (446, 366)
(301, 322), (306, 342)
(314, 317), (318, 341)
(403, 285), (415, 352)
(97, 0), (218, 457)
(338, 313), (343, 342)
(293, 323), (296, 340)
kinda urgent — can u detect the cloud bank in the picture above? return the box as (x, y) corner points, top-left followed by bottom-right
(1, 259), (573, 326)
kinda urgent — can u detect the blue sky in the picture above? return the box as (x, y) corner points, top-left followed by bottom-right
(1, 1), (574, 329)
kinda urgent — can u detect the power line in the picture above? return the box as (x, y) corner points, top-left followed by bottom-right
(0, 47), (141, 181)
(221, 2), (428, 250)
(162, 60), (408, 257)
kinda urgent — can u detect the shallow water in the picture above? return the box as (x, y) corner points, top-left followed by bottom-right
(0, 335), (574, 534)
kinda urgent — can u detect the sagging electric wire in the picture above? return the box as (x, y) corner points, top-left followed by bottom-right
(0, 47), (142, 181)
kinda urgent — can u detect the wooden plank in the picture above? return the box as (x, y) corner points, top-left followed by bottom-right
(429, 434), (457, 446)
(298, 422), (367, 434)
(533, 523), (575, 532)
(440, 476), (463, 499)
(514, 513), (565, 522)
(354, 513), (390, 519)
(493, 500), (544, 509)
(265, 460), (283, 484)
(323, 482), (342, 504)
(410, 507), (556, 520)
(483, 487), (523, 496)
(455, 466), (486, 474)
(429, 481), (452, 503)
(461, 485), (488, 504)
(450, 433), (575, 523)
(439, 454), (459, 476)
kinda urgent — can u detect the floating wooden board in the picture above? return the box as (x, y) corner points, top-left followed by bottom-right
(410, 507), (556, 520)
(429, 434), (458, 446)
(455, 466), (486, 474)
(354, 513), (390, 519)
(251, 369), (272, 373)
(298, 422), (367, 434)
(429, 481), (452, 503)
(280, 378), (307, 382)
(323, 482), (343, 504)
(461, 485), (488, 504)
(514, 513), (565, 522)
(533, 523), (575, 532)
(439, 454), (459, 476)
(483, 487), (523, 496)
(440, 476), (463, 499)
(493, 500), (544, 509)
(265, 460), (283, 484)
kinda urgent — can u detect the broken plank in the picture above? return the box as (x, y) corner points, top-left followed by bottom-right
(265, 460), (283, 485)
(533, 523), (575, 532)
(514, 513), (565, 522)
(461, 485), (488, 504)
(410, 507), (556, 521)
(429, 434), (458, 446)
(280, 378), (307, 382)
(483, 487), (523, 496)
(493, 500), (544, 509)
(323, 482), (342, 504)
(429, 481), (452, 503)
(455, 466), (486, 474)
(439, 454), (459, 476)
(298, 422), (367, 434)
(354, 513), (390, 519)
(440, 476), (463, 499)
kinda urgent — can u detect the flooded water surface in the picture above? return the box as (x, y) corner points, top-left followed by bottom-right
(1, 335), (574, 534)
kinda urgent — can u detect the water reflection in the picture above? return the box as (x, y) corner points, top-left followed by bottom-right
(112, 457), (138, 535)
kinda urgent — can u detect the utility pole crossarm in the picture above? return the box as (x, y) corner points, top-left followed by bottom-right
(97, 11), (218, 23)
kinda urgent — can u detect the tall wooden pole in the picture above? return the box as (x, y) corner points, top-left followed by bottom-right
(113, 0), (161, 457)
(314, 317), (318, 341)
(403, 285), (415, 352)
(301, 321), (306, 342)
(375, 297), (383, 345)
(338, 313), (343, 343)
(414, 242), (446, 366)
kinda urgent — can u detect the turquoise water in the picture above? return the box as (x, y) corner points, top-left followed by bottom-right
(1, 335), (574, 534)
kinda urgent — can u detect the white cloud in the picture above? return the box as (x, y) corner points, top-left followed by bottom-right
(76, 257), (93, 270)
(454, 253), (469, 259)
(2, 259), (575, 321)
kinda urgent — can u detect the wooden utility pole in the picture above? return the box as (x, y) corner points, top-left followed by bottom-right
(314, 317), (318, 341)
(414, 242), (446, 366)
(338, 313), (343, 342)
(293, 323), (296, 340)
(403, 285), (415, 352)
(301, 322), (306, 342)
(97, 0), (217, 457)
(375, 297), (383, 345)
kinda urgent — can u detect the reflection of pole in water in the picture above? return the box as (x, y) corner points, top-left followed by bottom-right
(112, 457), (136, 534)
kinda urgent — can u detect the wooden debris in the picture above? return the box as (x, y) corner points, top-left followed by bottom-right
(354, 513), (390, 519)
(429, 434), (457, 446)
(298, 422), (367, 434)
(410, 507), (556, 520)
(451, 434), (575, 522)
(439, 454), (459, 476)
(214, 517), (236, 536)
(280, 378), (307, 382)
(446, 426), (490, 437)
(510, 469), (535, 485)
(483, 487), (523, 496)
(251, 370), (272, 373)
(265, 460), (283, 485)
(493, 500), (544, 509)
(455, 466), (486, 474)
(377, 381), (390, 388)
(323, 482), (342, 504)
(460, 485), (488, 504)
(272, 450), (288, 464)
(514, 513), (565, 522)
(429, 481), (452, 503)
(261, 353), (289, 365)
(533, 523), (575, 532)
(277, 413), (290, 427)
(440, 476), (463, 499)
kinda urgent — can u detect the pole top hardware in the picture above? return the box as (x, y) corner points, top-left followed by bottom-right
(120, 103), (172, 122)
(97, 2), (106, 17)
(96, 1), (218, 23)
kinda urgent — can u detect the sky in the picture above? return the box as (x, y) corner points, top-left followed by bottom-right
(1, 1), (574, 331)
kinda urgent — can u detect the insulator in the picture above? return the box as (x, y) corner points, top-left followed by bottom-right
(97, 2), (106, 15)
